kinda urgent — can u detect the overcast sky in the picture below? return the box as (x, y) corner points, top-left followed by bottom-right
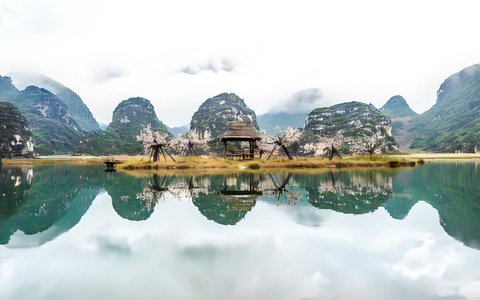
(1, 0), (480, 127)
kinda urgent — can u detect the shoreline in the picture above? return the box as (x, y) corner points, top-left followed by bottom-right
(3, 153), (478, 171)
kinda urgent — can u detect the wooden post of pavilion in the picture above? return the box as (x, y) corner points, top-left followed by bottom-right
(217, 121), (262, 160)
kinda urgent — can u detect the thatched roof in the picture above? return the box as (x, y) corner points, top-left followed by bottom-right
(217, 121), (262, 141)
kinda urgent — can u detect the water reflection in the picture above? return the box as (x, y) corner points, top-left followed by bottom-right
(301, 170), (393, 214)
(1, 162), (479, 250)
(386, 161), (480, 250)
(0, 166), (100, 246)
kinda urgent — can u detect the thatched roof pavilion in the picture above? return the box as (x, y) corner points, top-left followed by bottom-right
(217, 121), (262, 160)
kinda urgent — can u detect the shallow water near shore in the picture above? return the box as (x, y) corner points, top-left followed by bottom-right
(1, 160), (480, 299)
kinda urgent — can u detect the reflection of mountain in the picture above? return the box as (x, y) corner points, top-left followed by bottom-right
(104, 173), (157, 221)
(0, 166), (102, 245)
(385, 161), (480, 250)
(191, 174), (262, 225)
(2, 162), (479, 250)
(295, 170), (394, 214)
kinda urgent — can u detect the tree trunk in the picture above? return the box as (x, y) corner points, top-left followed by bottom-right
(280, 144), (292, 160)
(267, 144), (278, 160)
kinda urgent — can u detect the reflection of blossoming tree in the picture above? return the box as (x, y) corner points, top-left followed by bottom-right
(136, 126), (175, 162)
(261, 173), (301, 205)
(136, 174), (173, 212)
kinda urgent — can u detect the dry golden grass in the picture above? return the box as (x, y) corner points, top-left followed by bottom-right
(117, 155), (421, 173)
(4, 153), (473, 172)
(1, 157), (105, 166)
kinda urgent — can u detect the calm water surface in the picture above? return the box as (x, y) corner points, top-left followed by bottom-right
(1, 161), (480, 299)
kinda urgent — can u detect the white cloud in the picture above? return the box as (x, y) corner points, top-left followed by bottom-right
(1, 0), (480, 126)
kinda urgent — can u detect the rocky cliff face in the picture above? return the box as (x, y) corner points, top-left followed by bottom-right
(9, 72), (100, 131)
(17, 86), (82, 131)
(189, 93), (259, 140)
(107, 97), (171, 140)
(2, 85), (84, 155)
(0, 102), (34, 157)
(408, 64), (480, 152)
(56, 88), (99, 131)
(305, 101), (393, 137)
(303, 101), (398, 153)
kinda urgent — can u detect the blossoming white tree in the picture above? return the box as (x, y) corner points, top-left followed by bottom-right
(169, 131), (210, 156)
(352, 132), (385, 157)
(258, 127), (301, 160)
(136, 125), (174, 162)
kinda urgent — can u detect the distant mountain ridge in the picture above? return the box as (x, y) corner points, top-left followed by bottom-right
(0, 76), (84, 155)
(258, 89), (325, 135)
(408, 64), (480, 152)
(379, 95), (417, 119)
(166, 124), (189, 137)
(258, 111), (306, 134)
(10, 72), (100, 131)
(379, 95), (418, 151)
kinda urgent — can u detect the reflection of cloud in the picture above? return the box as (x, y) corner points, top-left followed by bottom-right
(181, 57), (236, 75)
(391, 237), (458, 280)
(92, 234), (131, 255)
(460, 281), (480, 299)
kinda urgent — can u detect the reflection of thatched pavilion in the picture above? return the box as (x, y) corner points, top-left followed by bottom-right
(219, 173), (262, 211)
(217, 121), (262, 160)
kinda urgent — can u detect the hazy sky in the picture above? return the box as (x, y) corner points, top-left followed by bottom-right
(1, 0), (480, 127)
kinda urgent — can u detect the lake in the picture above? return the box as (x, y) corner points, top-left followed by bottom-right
(1, 161), (480, 299)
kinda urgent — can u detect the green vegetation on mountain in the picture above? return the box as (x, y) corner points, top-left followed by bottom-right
(0, 76), (19, 98)
(190, 93), (259, 138)
(380, 95), (417, 119)
(0, 76), (85, 155)
(77, 97), (172, 155)
(10, 72), (100, 131)
(15, 86), (84, 155)
(304, 101), (399, 153)
(56, 88), (99, 131)
(379, 95), (418, 150)
(408, 64), (480, 152)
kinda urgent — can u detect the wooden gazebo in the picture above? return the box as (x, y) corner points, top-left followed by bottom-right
(217, 121), (262, 160)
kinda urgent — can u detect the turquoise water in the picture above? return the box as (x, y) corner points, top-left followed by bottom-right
(1, 161), (480, 299)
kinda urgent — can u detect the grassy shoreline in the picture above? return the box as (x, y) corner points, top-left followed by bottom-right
(2, 153), (479, 173)
(4, 153), (471, 170)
